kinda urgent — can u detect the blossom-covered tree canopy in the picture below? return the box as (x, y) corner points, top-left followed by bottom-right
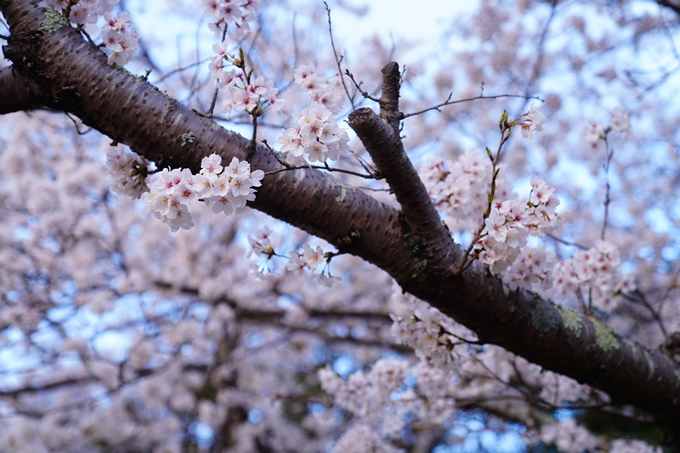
(2, 0), (680, 452)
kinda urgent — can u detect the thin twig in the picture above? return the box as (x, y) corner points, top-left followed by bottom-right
(576, 289), (589, 315)
(345, 69), (380, 102)
(264, 163), (378, 180)
(65, 113), (92, 135)
(402, 93), (543, 120)
(204, 25), (229, 118)
(546, 233), (587, 250)
(77, 25), (96, 45)
(291, 12), (299, 69)
(211, 115), (286, 129)
(262, 140), (378, 180)
(324, 2), (355, 110)
(658, 264), (680, 323)
(154, 58), (210, 85)
(454, 121), (512, 275)
(248, 113), (258, 159)
(348, 148), (380, 178)
(621, 290), (667, 336)
(600, 129), (613, 240)
(519, 0), (557, 110)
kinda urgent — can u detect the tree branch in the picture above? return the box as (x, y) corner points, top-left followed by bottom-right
(0, 66), (45, 113)
(2, 0), (680, 433)
(349, 105), (457, 276)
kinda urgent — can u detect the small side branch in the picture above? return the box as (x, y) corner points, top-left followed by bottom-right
(349, 105), (455, 269)
(402, 93), (543, 120)
(345, 69), (380, 102)
(379, 61), (402, 130)
(348, 63), (456, 272)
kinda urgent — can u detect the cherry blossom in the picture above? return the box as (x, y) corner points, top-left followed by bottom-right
(138, 154), (263, 231)
(518, 102), (546, 140)
(1, 1), (678, 452)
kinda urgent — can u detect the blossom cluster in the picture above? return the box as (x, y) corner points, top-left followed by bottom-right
(549, 240), (635, 312)
(287, 243), (340, 287)
(202, 0), (283, 118)
(246, 225), (275, 259)
(106, 146), (150, 197)
(140, 153), (264, 232)
(46, 0), (139, 66)
(499, 244), (556, 293)
(319, 358), (407, 418)
(389, 287), (475, 370)
(610, 439), (662, 453)
(420, 151), (513, 231)
(246, 227), (341, 286)
(320, 355), (456, 449)
(293, 63), (345, 114)
(202, 0), (261, 40)
(537, 370), (592, 406)
(538, 418), (661, 453)
(219, 70), (284, 118)
(422, 148), (633, 310)
(101, 11), (139, 65)
(276, 64), (349, 164)
(278, 102), (351, 164)
(330, 423), (401, 453)
(583, 122), (605, 150)
(46, 0), (117, 22)
(539, 419), (601, 453)
(474, 177), (561, 272)
(582, 108), (631, 149)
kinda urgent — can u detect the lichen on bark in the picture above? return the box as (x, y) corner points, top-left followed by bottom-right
(530, 300), (556, 333)
(40, 6), (69, 33)
(556, 305), (582, 337)
(591, 317), (621, 352)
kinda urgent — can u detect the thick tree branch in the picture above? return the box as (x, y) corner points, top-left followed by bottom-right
(0, 65), (45, 113)
(2, 0), (680, 433)
(349, 106), (457, 274)
(657, 0), (680, 15)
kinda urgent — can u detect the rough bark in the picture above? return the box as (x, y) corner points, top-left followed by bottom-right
(0, 66), (44, 113)
(1, 0), (680, 434)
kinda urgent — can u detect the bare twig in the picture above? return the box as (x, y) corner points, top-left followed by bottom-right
(262, 139), (379, 180)
(348, 148), (380, 178)
(345, 69), (380, 102)
(248, 112), (258, 159)
(520, 0), (557, 108)
(204, 25), (229, 118)
(658, 264), (680, 323)
(324, 2), (355, 110)
(402, 93), (543, 120)
(601, 129), (613, 240)
(153, 58), (209, 85)
(546, 233), (587, 250)
(621, 289), (667, 336)
(65, 113), (92, 135)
